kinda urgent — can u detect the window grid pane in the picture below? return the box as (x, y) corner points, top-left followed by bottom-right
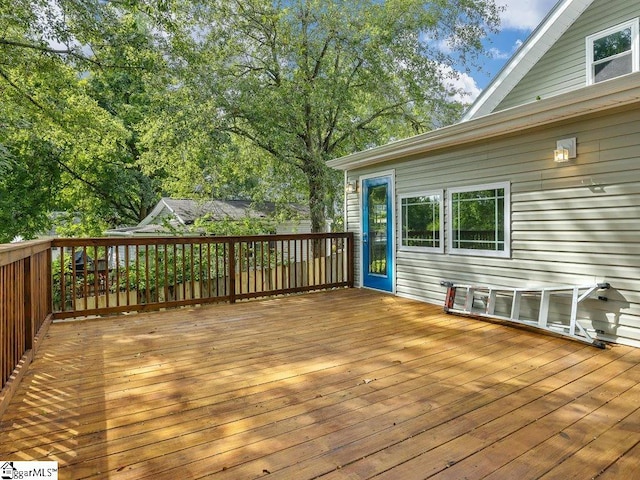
(452, 188), (505, 251)
(401, 195), (441, 249)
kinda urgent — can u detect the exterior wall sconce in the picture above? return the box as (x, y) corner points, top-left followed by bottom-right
(554, 148), (569, 162)
(554, 137), (577, 163)
(346, 180), (358, 194)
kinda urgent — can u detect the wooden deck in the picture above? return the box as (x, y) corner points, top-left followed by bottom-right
(1, 288), (639, 479)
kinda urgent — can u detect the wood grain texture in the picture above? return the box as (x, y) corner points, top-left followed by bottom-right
(0, 289), (638, 479)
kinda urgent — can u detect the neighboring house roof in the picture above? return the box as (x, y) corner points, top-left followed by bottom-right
(327, 72), (640, 170)
(462, 0), (595, 121)
(138, 198), (308, 227)
(106, 198), (310, 236)
(104, 223), (178, 236)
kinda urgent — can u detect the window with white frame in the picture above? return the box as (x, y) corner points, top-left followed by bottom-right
(586, 19), (639, 85)
(448, 183), (510, 257)
(399, 191), (443, 252)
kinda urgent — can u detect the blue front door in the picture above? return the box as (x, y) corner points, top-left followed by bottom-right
(362, 176), (393, 292)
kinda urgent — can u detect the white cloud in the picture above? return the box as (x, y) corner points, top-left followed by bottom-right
(441, 67), (482, 103)
(436, 39), (453, 55)
(498, 0), (558, 31)
(488, 47), (511, 60)
(489, 38), (524, 60)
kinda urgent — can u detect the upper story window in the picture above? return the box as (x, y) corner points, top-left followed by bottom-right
(586, 19), (639, 85)
(399, 191), (443, 252)
(448, 182), (510, 258)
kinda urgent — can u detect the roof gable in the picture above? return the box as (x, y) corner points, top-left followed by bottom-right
(462, 0), (595, 121)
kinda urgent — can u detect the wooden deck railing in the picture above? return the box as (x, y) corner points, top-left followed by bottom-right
(0, 239), (53, 414)
(51, 232), (355, 319)
(0, 232), (354, 414)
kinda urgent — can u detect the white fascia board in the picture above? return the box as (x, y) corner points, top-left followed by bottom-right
(462, 0), (595, 121)
(327, 73), (640, 171)
(138, 199), (169, 227)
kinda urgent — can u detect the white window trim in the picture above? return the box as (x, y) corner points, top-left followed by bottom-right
(398, 190), (444, 253)
(586, 18), (640, 85)
(447, 182), (511, 258)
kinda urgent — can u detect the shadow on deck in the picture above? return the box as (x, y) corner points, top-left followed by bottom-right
(1, 288), (639, 479)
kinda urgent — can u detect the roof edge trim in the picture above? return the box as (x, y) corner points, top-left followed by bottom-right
(327, 73), (640, 171)
(462, 0), (594, 121)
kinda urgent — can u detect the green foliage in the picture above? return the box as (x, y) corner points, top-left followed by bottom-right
(402, 195), (440, 246)
(593, 28), (632, 62)
(2, 0), (502, 240)
(1, 1), (170, 239)
(0, 140), (60, 242)
(174, 0), (502, 232)
(51, 240), (288, 310)
(451, 187), (505, 250)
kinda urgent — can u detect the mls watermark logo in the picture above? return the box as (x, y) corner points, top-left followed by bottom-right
(1, 462), (58, 480)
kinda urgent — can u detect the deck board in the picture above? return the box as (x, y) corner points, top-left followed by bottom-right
(0, 288), (638, 479)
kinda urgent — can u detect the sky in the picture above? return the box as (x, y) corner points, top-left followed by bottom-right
(455, 0), (559, 102)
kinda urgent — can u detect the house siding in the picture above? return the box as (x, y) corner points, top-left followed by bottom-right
(495, 0), (639, 111)
(345, 106), (640, 348)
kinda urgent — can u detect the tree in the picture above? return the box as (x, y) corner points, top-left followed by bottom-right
(0, 139), (60, 243)
(0, 1), (175, 238)
(174, 0), (502, 232)
(76, 12), (171, 226)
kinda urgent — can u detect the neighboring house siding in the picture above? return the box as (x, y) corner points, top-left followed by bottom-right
(275, 220), (313, 235)
(345, 107), (640, 347)
(496, 0), (638, 111)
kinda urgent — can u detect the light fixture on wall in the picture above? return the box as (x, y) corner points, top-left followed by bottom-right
(554, 137), (577, 163)
(554, 147), (569, 162)
(346, 180), (358, 194)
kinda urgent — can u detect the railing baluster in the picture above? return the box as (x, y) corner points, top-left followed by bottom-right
(190, 242), (195, 300)
(104, 244), (110, 309)
(172, 243), (177, 302)
(153, 244), (158, 303)
(93, 245), (99, 309)
(125, 244), (131, 306)
(163, 244), (168, 303)
(291, 239), (296, 289)
(215, 243), (221, 297)
(144, 244), (150, 305)
(59, 247), (65, 312)
(207, 242), (212, 299)
(181, 242), (186, 301)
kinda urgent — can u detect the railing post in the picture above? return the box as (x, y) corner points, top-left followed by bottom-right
(229, 239), (236, 304)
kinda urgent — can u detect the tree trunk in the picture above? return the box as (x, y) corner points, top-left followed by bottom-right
(305, 159), (328, 234)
